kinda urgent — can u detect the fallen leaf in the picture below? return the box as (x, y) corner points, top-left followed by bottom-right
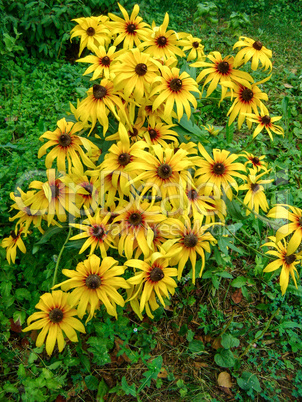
(158, 367), (168, 378)
(231, 288), (242, 304)
(203, 334), (212, 343)
(291, 68), (297, 74)
(284, 83), (294, 88)
(218, 371), (232, 388)
(9, 318), (22, 333)
(212, 336), (222, 350)
(193, 362), (208, 369)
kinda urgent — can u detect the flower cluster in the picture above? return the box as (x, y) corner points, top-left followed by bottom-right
(2, 3), (300, 355)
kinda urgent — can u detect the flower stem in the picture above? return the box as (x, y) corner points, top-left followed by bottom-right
(52, 226), (72, 288)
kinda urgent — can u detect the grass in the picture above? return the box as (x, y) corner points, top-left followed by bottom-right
(1, 1), (302, 401)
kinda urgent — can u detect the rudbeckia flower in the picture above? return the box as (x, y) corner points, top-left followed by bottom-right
(195, 144), (246, 200)
(38, 118), (96, 173)
(70, 16), (111, 56)
(223, 77), (270, 129)
(77, 80), (128, 135)
(9, 189), (44, 235)
(191, 51), (253, 100)
(112, 48), (159, 102)
(267, 204), (302, 250)
(69, 208), (114, 257)
(53, 255), (129, 321)
(241, 151), (268, 172)
(245, 110), (284, 141)
(108, 3), (151, 49)
(77, 45), (123, 80)
(139, 13), (185, 59)
(150, 66), (200, 121)
(1, 225), (26, 264)
(142, 120), (178, 147)
(126, 144), (193, 208)
(125, 245), (180, 318)
(262, 236), (302, 295)
(233, 36), (272, 71)
(182, 35), (205, 61)
(238, 168), (273, 215)
(165, 218), (218, 283)
(23, 290), (85, 356)
(185, 180), (217, 220)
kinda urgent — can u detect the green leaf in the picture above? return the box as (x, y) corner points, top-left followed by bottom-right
(15, 288), (31, 301)
(224, 198), (245, 220)
(121, 377), (137, 397)
(35, 225), (67, 245)
(216, 271), (233, 279)
(237, 372), (261, 392)
(231, 276), (247, 288)
(226, 120), (234, 143)
(178, 114), (204, 137)
(188, 340), (205, 355)
(97, 378), (109, 401)
(221, 333), (240, 349)
(214, 349), (235, 368)
(17, 364), (26, 379)
(85, 375), (99, 391)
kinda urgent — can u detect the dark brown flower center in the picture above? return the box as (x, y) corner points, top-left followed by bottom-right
(212, 162), (225, 175)
(251, 183), (260, 192)
(284, 254), (296, 265)
(241, 88), (254, 102)
(86, 27), (95, 36)
(157, 163), (173, 179)
(192, 41), (199, 49)
(128, 212), (142, 226)
(86, 274), (101, 289)
(183, 233), (198, 248)
(118, 152), (131, 166)
(148, 128), (157, 139)
(217, 61), (230, 74)
(299, 216), (302, 227)
(10, 230), (19, 239)
(126, 23), (137, 33)
(50, 184), (60, 199)
(149, 266), (164, 282)
(92, 225), (105, 239)
(135, 63), (148, 76)
(129, 127), (138, 137)
(49, 308), (64, 323)
(145, 105), (153, 113)
(157, 36), (167, 46)
(261, 115), (271, 125)
(82, 183), (93, 195)
(101, 56), (110, 66)
(93, 84), (107, 99)
(58, 133), (72, 147)
(169, 78), (182, 92)
(187, 189), (198, 200)
(253, 40), (263, 50)
(251, 157), (260, 165)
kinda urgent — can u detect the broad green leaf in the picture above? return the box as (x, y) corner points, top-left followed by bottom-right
(121, 377), (136, 397)
(237, 372), (261, 392)
(214, 349), (235, 368)
(231, 276), (247, 288)
(221, 333), (240, 349)
(85, 375), (99, 391)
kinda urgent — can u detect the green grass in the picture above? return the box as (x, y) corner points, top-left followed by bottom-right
(1, 1), (302, 401)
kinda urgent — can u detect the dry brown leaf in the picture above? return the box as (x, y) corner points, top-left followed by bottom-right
(193, 362), (208, 369)
(231, 288), (242, 304)
(218, 371), (232, 388)
(9, 318), (22, 333)
(204, 334), (212, 343)
(284, 83), (294, 88)
(158, 367), (168, 378)
(263, 339), (275, 345)
(291, 68), (297, 74)
(212, 336), (222, 350)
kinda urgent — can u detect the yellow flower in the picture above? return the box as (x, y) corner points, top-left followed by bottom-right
(223, 78), (270, 129)
(113, 48), (159, 102)
(69, 208), (114, 257)
(70, 16), (111, 56)
(195, 144), (246, 200)
(108, 3), (151, 49)
(38, 118), (96, 172)
(77, 80), (128, 135)
(267, 204), (302, 251)
(233, 36), (272, 71)
(139, 13), (185, 59)
(143, 120), (178, 147)
(1, 225), (26, 264)
(241, 151), (268, 172)
(191, 51), (253, 100)
(125, 245), (179, 318)
(150, 66), (200, 121)
(245, 111), (284, 141)
(77, 45), (122, 80)
(262, 236), (302, 295)
(53, 255), (129, 321)
(23, 290), (85, 356)
(238, 168), (273, 215)
(182, 35), (204, 61)
(203, 124), (222, 136)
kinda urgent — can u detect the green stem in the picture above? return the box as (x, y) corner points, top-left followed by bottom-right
(224, 225), (270, 259)
(239, 308), (280, 358)
(52, 226), (72, 288)
(240, 136), (256, 152)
